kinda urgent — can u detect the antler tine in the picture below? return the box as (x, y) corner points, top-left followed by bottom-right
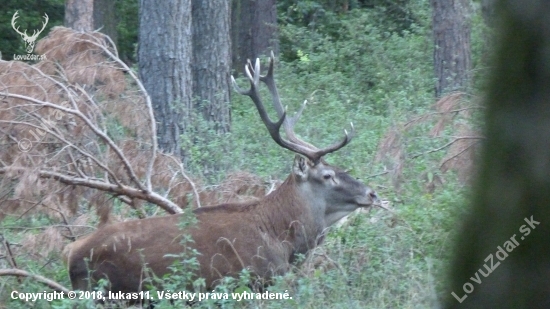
(258, 52), (357, 162)
(232, 57), (326, 161)
(259, 51), (285, 117)
(287, 100), (307, 130)
(230, 76), (246, 95)
(259, 52), (319, 152)
(313, 122), (356, 158)
(253, 58), (260, 86)
(244, 60), (255, 86)
(237, 60), (279, 133)
(233, 54), (356, 163)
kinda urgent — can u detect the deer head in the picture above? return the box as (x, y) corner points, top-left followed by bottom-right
(231, 52), (379, 225)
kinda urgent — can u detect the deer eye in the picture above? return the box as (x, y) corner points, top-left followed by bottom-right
(323, 173), (333, 180)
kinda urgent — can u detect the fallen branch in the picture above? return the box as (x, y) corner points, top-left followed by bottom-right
(0, 91), (143, 190)
(410, 136), (484, 159)
(439, 139), (481, 169)
(160, 152), (201, 208)
(404, 106), (484, 128)
(78, 36), (159, 193)
(0, 268), (70, 293)
(0, 167), (182, 214)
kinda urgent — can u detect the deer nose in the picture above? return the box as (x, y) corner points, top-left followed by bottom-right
(366, 188), (380, 205)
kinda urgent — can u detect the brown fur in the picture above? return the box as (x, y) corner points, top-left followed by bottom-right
(64, 157), (378, 293)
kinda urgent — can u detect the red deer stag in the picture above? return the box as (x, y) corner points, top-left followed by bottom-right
(64, 54), (379, 294)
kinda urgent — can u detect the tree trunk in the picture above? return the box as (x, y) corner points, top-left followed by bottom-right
(192, 0), (232, 133)
(231, 0), (278, 73)
(65, 0), (93, 31)
(444, 1), (550, 308)
(64, 0), (117, 44)
(431, 0), (471, 97)
(138, 0), (192, 158)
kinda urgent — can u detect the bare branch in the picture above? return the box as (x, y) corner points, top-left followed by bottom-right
(1, 67), (146, 191)
(1, 224), (96, 230)
(1, 234), (19, 270)
(410, 136), (484, 159)
(160, 152), (201, 208)
(0, 269), (70, 293)
(0, 167), (182, 214)
(0, 27), (196, 221)
(74, 36), (158, 193)
(439, 139), (480, 168)
(0, 118), (122, 185)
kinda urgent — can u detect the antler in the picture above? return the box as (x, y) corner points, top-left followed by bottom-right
(231, 52), (354, 163)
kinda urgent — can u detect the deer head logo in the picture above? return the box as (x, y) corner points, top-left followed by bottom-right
(11, 11), (49, 54)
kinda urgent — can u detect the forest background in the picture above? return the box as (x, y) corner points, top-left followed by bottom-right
(0, 0), (492, 308)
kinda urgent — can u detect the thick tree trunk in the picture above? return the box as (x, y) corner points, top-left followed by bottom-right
(231, 0), (278, 73)
(192, 0), (232, 133)
(64, 0), (117, 44)
(444, 1), (550, 308)
(138, 0), (192, 158)
(65, 0), (93, 31)
(431, 0), (471, 97)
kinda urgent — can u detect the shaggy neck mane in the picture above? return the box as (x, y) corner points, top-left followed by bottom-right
(194, 173), (325, 255)
(262, 174), (323, 253)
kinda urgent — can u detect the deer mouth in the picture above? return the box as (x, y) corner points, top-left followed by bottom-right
(356, 190), (380, 207)
(357, 200), (374, 208)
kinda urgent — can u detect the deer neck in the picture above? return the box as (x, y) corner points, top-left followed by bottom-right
(260, 175), (326, 255)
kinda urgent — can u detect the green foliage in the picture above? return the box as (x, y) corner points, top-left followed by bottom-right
(279, 8), (433, 114)
(470, 6), (495, 92)
(140, 212), (202, 308)
(115, 0), (139, 64)
(278, 0), (430, 63)
(185, 4), (435, 181)
(278, 0), (423, 31)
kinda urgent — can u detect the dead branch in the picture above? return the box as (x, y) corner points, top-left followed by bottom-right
(1, 234), (19, 270)
(410, 136), (484, 159)
(1, 224), (96, 231)
(76, 36), (159, 193)
(0, 90), (143, 190)
(0, 27), (201, 222)
(0, 167), (182, 214)
(439, 140), (480, 169)
(366, 170), (390, 179)
(0, 268), (70, 293)
(160, 152), (201, 208)
(403, 106), (483, 128)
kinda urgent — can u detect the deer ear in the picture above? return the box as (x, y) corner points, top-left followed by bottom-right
(292, 155), (309, 180)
